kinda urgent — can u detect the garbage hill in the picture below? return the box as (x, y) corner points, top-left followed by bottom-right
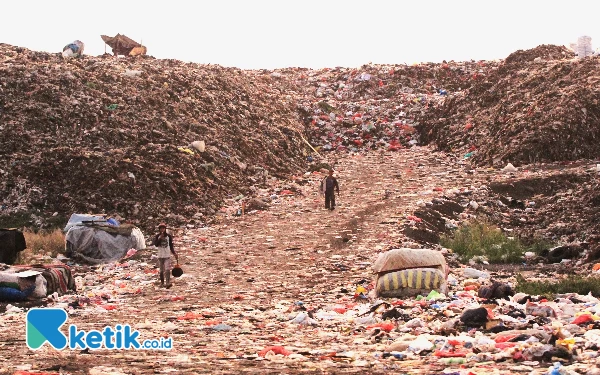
(3, 43), (600, 234)
(0, 44), (306, 229)
(253, 59), (496, 153)
(416, 45), (600, 166)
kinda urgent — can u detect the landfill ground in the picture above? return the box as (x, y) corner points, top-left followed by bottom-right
(3, 148), (600, 375)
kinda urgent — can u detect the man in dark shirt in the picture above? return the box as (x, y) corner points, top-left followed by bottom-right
(321, 169), (340, 210)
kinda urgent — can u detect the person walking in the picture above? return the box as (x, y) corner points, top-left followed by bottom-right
(321, 169), (340, 210)
(153, 223), (178, 288)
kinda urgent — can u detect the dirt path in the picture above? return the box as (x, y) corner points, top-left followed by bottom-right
(2, 148), (507, 375)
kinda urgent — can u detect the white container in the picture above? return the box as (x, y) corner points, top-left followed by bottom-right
(577, 36), (593, 58)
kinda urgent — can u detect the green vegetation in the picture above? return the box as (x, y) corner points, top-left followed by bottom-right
(317, 101), (336, 113)
(440, 220), (547, 264)
(0, 212), (67, 231)
(0, 212), (33, 229)
(516, 274), (600, 297)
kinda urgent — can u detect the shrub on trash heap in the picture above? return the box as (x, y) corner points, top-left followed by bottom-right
(441, 220), (533, 264)
(17, 229), (65, 263)
(516, 274), (600, 297)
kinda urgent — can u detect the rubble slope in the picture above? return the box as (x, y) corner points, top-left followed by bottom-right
(416, 45), (600, 166)
(0, 44), (306, 229)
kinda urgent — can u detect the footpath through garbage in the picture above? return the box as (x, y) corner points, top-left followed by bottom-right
(3, 42), (600, 374)
(3, 149), (600, 375)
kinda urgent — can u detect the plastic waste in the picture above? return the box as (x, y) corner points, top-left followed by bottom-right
(291, 312), (317, 325)
(212, 323), (232, 331)
(190, 141), (206, 153)
(460, 307), (489, 327)
(502, 163), (518, 172)
(407, 336), (434, 353)
(62, 40), (84, 58)
(462, 268), (490, 279)
(123, 70), (143, 77)
(259, 346), (291, 357)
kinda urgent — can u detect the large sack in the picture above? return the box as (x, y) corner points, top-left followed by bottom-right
(13, 264), (75, 295)
(373, 248), (447, 274)
(0, 270), (46, 301)
(376, 268), (447, 298)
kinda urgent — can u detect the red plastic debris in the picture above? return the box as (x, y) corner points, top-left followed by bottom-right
(434, 350), (467, 358)
(572, 314), (594, 325)
(177, 312), (203, 321)
(366, 322), (395, 332)
(258, 346), (291, 357)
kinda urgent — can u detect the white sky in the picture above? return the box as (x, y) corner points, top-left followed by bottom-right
(2, 0), (600, 69)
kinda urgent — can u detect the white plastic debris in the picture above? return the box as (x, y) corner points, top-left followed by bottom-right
(502, 163), (518, 173)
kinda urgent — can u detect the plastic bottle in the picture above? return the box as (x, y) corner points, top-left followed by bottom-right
(463, 267), (490, 279)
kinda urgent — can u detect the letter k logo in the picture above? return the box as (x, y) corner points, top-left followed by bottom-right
(26, 308), (68, 350)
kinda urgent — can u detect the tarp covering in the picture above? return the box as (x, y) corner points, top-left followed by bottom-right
(65, 224), (146, 264)
(64, 213), (107, 232)
(0, 229), (26, 265)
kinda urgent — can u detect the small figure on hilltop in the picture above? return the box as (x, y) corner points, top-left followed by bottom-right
(153, 223), (178, 288)
(320, 169), (340, 210)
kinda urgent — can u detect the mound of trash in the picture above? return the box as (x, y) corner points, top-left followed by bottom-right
(258, 60), (496, 153)
(504, 44), (575, 64)
(0, 44), (306, 229)
(417, 45), (600, 166)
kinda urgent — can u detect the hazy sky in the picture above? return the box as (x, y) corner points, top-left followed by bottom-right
(2, 1), (599, 69)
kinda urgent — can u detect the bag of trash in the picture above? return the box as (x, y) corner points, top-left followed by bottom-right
(376, 268), (447, 298)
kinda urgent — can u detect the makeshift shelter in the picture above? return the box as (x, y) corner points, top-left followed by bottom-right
(373, 248), (448, 298)
(0, 229), (26, 265)
(65, 222), (146, 264)
(101, 34), (147, 56)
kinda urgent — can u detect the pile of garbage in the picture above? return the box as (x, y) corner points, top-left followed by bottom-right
(417, 45), (600, 166)
(438, 162), (600, 262)
(2, 147), (600, 373)
(255, 60), (496, 153)
(504, 44), (575, 65)
(0, 44), (306, 229)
